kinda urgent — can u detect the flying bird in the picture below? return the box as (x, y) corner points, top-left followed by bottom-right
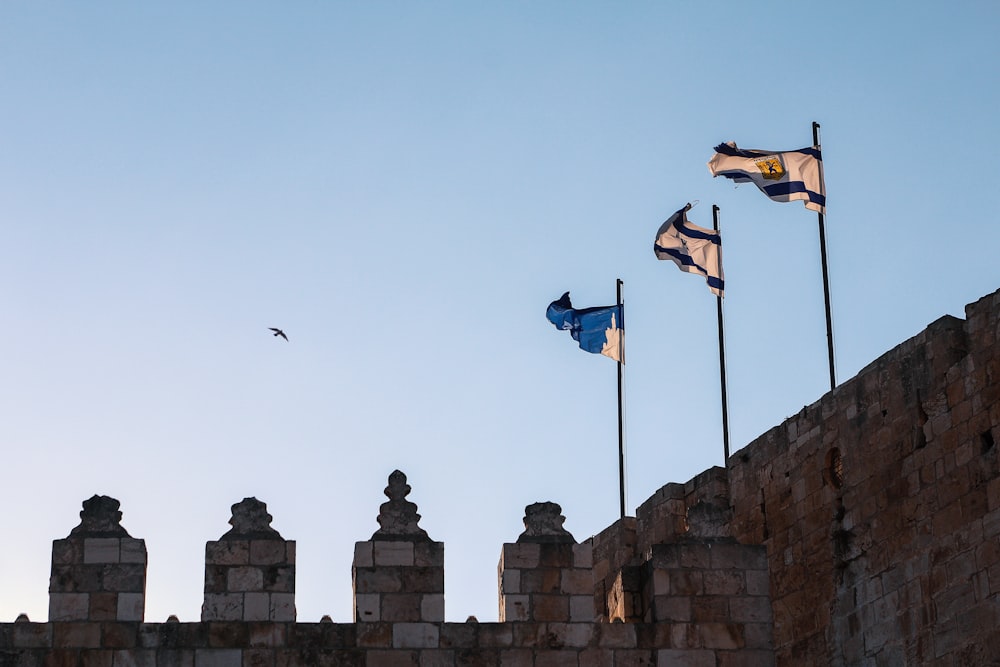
(268, 328), (288, 341)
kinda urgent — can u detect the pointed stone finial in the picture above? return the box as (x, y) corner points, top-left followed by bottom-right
(220, 497), (282, 540)
(69, 495), (131, 537)
(372, 470), (429, 541)
(517, 501), (576, 543)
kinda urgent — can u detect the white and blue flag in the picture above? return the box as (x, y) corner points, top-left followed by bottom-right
(546, 292), (623, 363)
(654, 205), (724, 297)
(708, 142), (826, 214)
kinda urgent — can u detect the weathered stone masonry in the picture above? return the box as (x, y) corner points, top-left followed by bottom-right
(2, 288), (1000, 666)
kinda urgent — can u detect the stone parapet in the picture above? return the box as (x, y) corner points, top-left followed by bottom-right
(352, 471), (445, 623)
(498, 502), (594, 623)
(201, 497), (296, 622)
(48, 495), (147, 623)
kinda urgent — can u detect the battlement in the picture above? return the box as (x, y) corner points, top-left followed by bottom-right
(2, 288), (1000, 666)
(1, 469), (772, 666)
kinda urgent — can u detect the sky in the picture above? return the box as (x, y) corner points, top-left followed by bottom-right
(2, 2), (999, 625)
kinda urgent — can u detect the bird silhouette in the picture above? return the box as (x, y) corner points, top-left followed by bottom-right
(268, 328), (288, 341)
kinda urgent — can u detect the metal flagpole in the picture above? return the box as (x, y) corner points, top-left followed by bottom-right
(616, 278), (626, 519)
(813, 121), (837, 390)
(713, 206), (731, 462)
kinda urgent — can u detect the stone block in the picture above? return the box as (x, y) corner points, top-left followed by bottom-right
(413, 542), (444, 567)
(538, 544), (576, 568)
(400, 567), (445, 593)
(355, 622), (392, 648)
(84, 538), (121, 564)
(52, 622), (101, 648)
(247, 623), (284, 647)
(569, 595), (594, 622)
(49, 593), (90, 621)
(703, 570), (746, 596)
(698, 622), (744, 650)
(205, 541), (249, 566)
(111, 649), (155, 667)
(364, 649), (418, 666)
(669, 571), (704, 596)
(420, 594), (444, 622)
(249, 540), (289, 566)
(473, 623), (511, 648)
(717, 650), (777, 667)
(521, 568), (561, 594)
(743, 623), (774, 650)
(202, 594), (243, 622)
(691, 596), (729, 623)
(548, 622), (593, 647)
(729, 596), (773, 624)
(380, 593), (422, 622)
(418, 649), (456, 667)
(501, 543), (540, 569)
(207, 623), (250, 649)
(243, 593), (270, 621)
(355, 593), (380, 622)
(117, 592), (145, 622)
(102, 622), (139, 649)
(373, 541), (414, 567)
(52, 539), (82, 565)
(573, 542), (594, 569)
(263, 565), (295, 593)
(392, 623), (439, 649)
(656, 649), (715, 666)
(653, 596), (691, 623)
(120, 539), (147, 564)
(194, 649), (242, 667)
(227, 567), (264, 592)
(501, 594), (529, 622)
(500, 568), (520, 594)
(103, 564), (146, 593)
(745, 570), (770, 597)
(270, 593), (296, 622)
(710, 543), (767, 570)
(497, 649), (534, 667)
(532, 594), (569, 622)
(561, 569), (594, 595)
(152, 650), (194, 667)
(353, 542), (373, 568)
(596, 623), (636, 648)
(353, 568), (403, 594)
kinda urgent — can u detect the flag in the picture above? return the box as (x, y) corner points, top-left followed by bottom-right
(546, 292), (623, 363)
(708, 141), (826, 213)
(654, 204), (724, 297)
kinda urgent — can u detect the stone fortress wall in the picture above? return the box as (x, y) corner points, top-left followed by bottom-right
(2, 288), (999, 666)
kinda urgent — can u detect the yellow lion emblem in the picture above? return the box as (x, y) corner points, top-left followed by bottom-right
(754, 156), (785, 181)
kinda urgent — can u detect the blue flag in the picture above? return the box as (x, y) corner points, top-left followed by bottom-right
(546, 292), (623, 363)
(654, 204), (724, 297)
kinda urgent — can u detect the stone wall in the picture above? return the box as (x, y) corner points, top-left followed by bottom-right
(3, 288), (1000, 666)
(724, 289), (1000, 665)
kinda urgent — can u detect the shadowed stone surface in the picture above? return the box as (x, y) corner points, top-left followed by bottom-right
(69, 496), (131, 538)
(517, 502), (575, 544)
(220, 498), (282, 540)
(372, 471), (430, 542)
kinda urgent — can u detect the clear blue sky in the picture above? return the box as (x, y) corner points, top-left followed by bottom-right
(2, 2), (998, 624)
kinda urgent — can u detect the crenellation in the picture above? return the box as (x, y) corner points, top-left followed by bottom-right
(5, 288), (1000, 664)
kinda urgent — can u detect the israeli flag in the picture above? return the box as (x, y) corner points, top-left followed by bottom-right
(708, 142), (826, 214)
(546, 293), (623, 363)
(654, 205), (724, 297)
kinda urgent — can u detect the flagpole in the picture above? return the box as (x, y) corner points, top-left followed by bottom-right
(712, 206), (731, 462)
(616, 278), (626, 519)
(813, 121), (836, 390)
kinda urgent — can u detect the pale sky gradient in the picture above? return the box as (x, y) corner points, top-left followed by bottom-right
(2, 2), (999, 624)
